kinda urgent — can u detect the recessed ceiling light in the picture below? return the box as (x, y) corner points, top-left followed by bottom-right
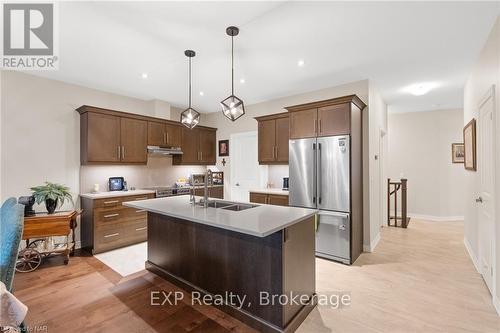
(141, 73), (148, 79)
(240, 78), (245, 84)
(402, 82), (439, 96)
(199, 91), (204, 96)
(297, 59), (305, 67)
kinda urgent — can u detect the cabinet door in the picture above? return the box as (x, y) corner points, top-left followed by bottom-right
(268, 194), (289, 206)
(318, 103), (350, 136)
(209, 186), (224, 199)
(120, 118), (147, 163)
(275, 117), (289, 163)
(258, 119), (276, 163)
(199, 129), (216, 164)
(166, 123), (182, 147)
(249, 192), (268, 204)
(176, 127), (199, 164)
(86, 112), (121, 163)
(289, 108), (318, 139)
(148, 121), (166, 146)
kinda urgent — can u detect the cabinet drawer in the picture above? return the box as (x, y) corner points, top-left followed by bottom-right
(95, 226), (126, 246)
(125, 220), (148, 242)
(95, 207), (147, 228)
(94, 194), (153, 209)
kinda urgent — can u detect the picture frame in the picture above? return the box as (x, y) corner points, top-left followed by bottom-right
(463, 119), (476, 171)
(451, 143), (465, 163)
(218, 140), (229, 157)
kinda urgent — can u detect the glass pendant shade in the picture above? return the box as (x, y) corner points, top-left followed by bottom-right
(221, 95), (245, 121)
(180, 107), (200, 129)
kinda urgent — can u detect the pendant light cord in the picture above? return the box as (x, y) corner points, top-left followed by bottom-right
(188, 56), (192, 109)
(231, 35), (234, 95)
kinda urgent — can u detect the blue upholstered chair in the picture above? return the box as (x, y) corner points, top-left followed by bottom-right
(0, 197), (25, 292)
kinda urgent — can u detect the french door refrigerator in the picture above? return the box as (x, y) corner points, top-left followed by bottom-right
(289, 135), (351, 264)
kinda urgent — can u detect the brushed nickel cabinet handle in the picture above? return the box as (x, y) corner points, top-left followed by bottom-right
(201, 151), (203, 161)
(103, 213), (119, 218)
(135, 227), (147, 231)
(117, 146), (121, 159)
(104, 233), (119, 238)
(163, 132), (167, 144)
(166, 132), (169, 144)
(103, 200), (119, 205)
(135, 209), (146, 213)
(134, 197), (148, 201)
(319, 119), (322, 133)
(122, 146), (125, 159)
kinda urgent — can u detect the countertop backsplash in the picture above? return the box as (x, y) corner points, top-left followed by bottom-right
(80, 155), (206, 194)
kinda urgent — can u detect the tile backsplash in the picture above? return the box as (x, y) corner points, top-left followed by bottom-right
(80, 155), (206, 193)
(267, 165), (289, 189)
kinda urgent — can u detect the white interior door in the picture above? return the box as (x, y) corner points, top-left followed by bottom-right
(230, 131), (267, 202)
(478, 86), (495, 293)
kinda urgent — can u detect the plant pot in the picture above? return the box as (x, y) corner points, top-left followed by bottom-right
(45, 198), (58, 214)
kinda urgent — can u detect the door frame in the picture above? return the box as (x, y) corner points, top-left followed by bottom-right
(477, 85), (496, 298)
(379, 128), (387, 229)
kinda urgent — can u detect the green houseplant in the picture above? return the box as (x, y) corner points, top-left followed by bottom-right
(30, 182), (74, 214)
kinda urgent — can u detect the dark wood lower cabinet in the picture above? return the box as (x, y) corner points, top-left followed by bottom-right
(193, 186), (224, 199)
(147, 212), (316, 333)
(80, 193), (154, 254)
(250, 192), (289, 206)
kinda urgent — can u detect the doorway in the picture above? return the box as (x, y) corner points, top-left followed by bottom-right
(477, 85), (496, 294)
(230, 131), (267, 202)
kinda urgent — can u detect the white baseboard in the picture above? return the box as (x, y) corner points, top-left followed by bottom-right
(494, 296), (500, 316)
(408, 213), (464, 222)
(75, 240), (82, 250)
(363, 232), (381, 253)
(463, 237), (480, 272)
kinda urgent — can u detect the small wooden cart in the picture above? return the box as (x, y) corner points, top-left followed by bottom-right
(16, 210), (81, 272)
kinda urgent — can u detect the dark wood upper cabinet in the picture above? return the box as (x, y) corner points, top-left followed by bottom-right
(286, 95), (366, 140)
(165, 123), (182, 147)
(83, 112), (121, 163)
(148, 121), (166, 146)
(255, 112), (289, 164)
(289, 108), (317, 139)
(258, 119), (276, 163)
(77, 105), (216, 166)
(318, 103), (350, 136)
(120, 118), (147, 163)
(173, 127), (216, 165)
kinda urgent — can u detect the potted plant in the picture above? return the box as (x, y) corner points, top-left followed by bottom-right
(30, 182), (74, 214)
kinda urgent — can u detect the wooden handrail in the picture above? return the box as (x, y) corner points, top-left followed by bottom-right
(387, 178), (410, 228)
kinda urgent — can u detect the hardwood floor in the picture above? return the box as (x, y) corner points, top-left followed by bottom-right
(13, 219), (500, 333)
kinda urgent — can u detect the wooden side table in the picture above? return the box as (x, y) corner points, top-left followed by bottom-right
(16, 210), (81, 272)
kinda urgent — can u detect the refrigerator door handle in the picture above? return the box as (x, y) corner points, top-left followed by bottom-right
(317, 142), (322, 205)
(312, 142), (317, 204)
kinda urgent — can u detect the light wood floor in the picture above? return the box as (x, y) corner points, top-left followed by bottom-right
(13, 219), (500, 332)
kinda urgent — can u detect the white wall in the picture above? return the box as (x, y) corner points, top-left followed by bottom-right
(388, 109), (466, 220)
(463, 16), (500, 312)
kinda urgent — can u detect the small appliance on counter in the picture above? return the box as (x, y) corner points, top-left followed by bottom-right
(141, 186), (191, 198)
(18, 195), (36, 217)
(190, 173), (206, 185)
(108, 177), (126, 191)
(282, 177), (289, 190)
(212, 171), (224, 185)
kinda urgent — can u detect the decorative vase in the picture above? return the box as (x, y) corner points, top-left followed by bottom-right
(45, 198), (58, 214)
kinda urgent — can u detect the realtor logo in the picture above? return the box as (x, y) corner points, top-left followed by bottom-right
(1, 2), (58, 69)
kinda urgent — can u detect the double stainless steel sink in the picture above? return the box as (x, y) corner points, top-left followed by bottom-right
(198, 200), (258, 211)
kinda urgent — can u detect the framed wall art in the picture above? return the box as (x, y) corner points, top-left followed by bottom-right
(451, 143), (465, 163)
(463, 119), (476, 171)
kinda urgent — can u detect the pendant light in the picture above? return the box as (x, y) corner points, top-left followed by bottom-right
(220, 26), (245, 121)
(180, 50), (200, 129)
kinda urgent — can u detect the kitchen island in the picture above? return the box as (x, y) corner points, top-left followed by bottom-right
(124, 196), (317, 333)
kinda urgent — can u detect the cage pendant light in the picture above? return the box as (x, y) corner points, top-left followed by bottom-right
(220, 26), (245, 121)
(180, 50), (200, 129)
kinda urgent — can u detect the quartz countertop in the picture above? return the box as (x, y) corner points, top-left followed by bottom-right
(80, 190), (155, 199)
(249, 188), (289, 196)
(123, 196), (316, 237)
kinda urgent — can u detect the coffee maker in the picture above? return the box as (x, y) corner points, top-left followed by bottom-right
(282, 177), (289, 190)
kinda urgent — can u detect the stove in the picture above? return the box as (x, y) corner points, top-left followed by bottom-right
(142, 186), (191, 198)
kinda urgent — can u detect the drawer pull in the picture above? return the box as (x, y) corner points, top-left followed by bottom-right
(135, 227), (147, 231)
(104, 233), (119, 238)
(135, 209), (146, 213)
(103, 213), (119, 218)
(103, 200), (119, 205)
(135, 197), (148, 201)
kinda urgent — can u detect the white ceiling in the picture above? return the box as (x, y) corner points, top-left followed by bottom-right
(32, 1), (499, 113)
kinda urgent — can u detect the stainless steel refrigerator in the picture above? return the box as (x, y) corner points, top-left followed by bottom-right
(289, 135), (351, 264)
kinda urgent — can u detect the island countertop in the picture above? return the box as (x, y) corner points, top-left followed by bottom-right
(123, 196), (317, 237)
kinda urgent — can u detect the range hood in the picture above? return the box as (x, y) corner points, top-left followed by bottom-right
(147, 145), (183, 156)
